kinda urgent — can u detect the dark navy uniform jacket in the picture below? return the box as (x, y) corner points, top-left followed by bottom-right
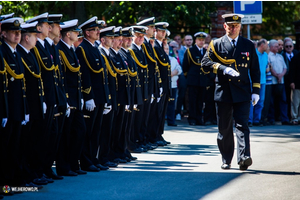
(142, 38), (159, 98)
(201, 35), (260, 103)
(182, 45), (208, 87)
(57, 40), (83, 109)
(0, 49), (8, 120)
(109, 48), (130, 106)
(130, 44), (148, 101)
(75, 39), (110, 105)
(44, 39), (67, 107)
(99, 48), (117, 111)
(1, 42), (27, 121)
(17, 44), (44, 120)
(153, 40), (171, 96)
(119, 48), (143, 105)
(31, 40), (59, 107)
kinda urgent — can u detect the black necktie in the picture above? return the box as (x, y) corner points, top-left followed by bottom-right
(289, 54), (292, 61)
(232, 39), (236, 48)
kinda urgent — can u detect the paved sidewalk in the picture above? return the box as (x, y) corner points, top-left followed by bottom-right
(4, 120), (300, 200)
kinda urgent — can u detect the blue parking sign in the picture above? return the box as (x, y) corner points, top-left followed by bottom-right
(234, 1), (262, 14)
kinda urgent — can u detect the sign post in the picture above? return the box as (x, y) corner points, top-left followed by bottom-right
(233, 1), (263, 39)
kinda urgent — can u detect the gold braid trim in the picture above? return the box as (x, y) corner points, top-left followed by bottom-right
(21, 58), (41, 78)
(82, 86), (91, 94)
(208, 41), (239, 73)
(4, 58), (26, 91)
(187, 48), (210, 75)
(78, 46), (103, 74)
(253, 83), (261, 89)
(101, 54), (118, 90)
(101, 55), (117, 78)
(128, 49), (148, 69)
(109, 60), (127, 75)
(0, 66), (6, 74)
(33, 47), (56, 71)
(128, 67), (137, 77)
(153, 47), (169, 67)
(141, 44), (156, 64)
(59, 50), (80, 72)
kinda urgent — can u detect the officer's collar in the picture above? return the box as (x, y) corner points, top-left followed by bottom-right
(37, 38), (45, 48)
(100, 45), (110, 56)
(226, 35), (239, 44)
(110, 47), (118, 54)
(132, 42), (142, 50)
(45, 37), (54, 46)
(5, 41), (16, 53)
(156, 39), (163, 47)
(60, 39), (72, 49)
(144, 36), (150, 43)
(18, 43), (30, 53)
(121, 47), (129, 52)
(84, 38), (95, 47)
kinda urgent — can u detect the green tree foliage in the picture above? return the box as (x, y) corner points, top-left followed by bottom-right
(102, 1), (216, 36)
(251, 1), (300, 39)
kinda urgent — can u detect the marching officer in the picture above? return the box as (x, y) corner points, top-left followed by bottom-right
(118, 27), (143, 156)
(130, 25), (149, 151)
(201, 13), (260, 170)
(26, 13), (60, 181)
(17, 21), (47, 185)
(76, 16), (110, 172)
(98, 26), (120, 166)
(56, 19), (87, 176)
(153, 22), (171, 145)
(43, 13), (66, 180)
(0, 17), (28, 186)
(137, 17), (160, 150)
(109, 26), (132, 162)
(182, 32), (208, 126)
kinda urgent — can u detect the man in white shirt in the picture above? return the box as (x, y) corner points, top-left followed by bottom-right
(268, 39), (290, 125)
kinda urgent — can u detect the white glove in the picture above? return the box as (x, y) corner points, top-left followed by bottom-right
(54, 104), (57, 107)
(159, 87), (163, 96)
(151, 94), (154, 104)
(103, 103), (112, 115)
(157, 97), (161, 103)
(43, 102), (47, 114)
(25, 114), (30, 123)
(125, 105), (130, 110)
(133, 104), (138, 109)
(2, 118), (7, 128)
(251, 94), (260, 106)
(66, 103), (71, 117)
(85, 99), (96, 112)
(223, 67), (240, 77)
(81, 99), (84, 111)
(22, 114), (30, 125)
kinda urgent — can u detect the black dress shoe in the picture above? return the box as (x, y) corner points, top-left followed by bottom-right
(282, 121), (292, 125)
(238, 156), (252, 170)
(42, 174), (54, 183)
(189, 122), (196, 126)
(168, 123), (177, 126)
(103, 161), (118, 167)
(27, 182), (43, 190)
(32, 178), (48, 185)
(248, 122), (253, 127)
(61, 170), (78, 176)
(82, 165), (100, 172)
(75, 169), (87, 175)
(221, 163), (231, 169)
(95, 164), (109, 170)
(51, 172), (64, 180)
(156, 140), (165, 146)
(129, 147), (143, 153)
(130, 156), (137, 160)
(114, 158), (127, 163)
(163, 139), (171, 144)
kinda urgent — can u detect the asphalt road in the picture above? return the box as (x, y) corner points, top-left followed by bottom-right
(3, 119), (300, 200)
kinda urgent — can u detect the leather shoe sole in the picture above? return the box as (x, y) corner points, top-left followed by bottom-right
(82, 165), (100, 172)
(221, 163), (231, 169)
(239, 157), (252, 170)
(75, 169), (87, 175)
